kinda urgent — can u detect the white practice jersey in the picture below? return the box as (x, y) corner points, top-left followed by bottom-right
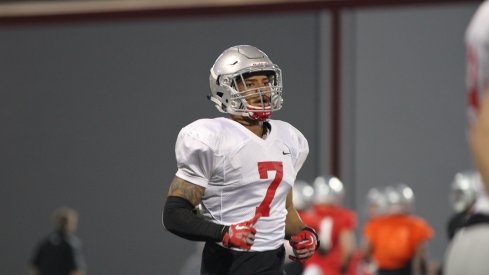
(466, 0), (489, 123)
(444, 224), (489, 275)
(175, 117), (309, 251)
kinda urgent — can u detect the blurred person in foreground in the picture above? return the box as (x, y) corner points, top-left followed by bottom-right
(163, 45), (318, 275)
(444, 2), (489, 274)
(30, 207), (86, 275)
(301, 175), (357, 275)
(363, 184), (433, 275)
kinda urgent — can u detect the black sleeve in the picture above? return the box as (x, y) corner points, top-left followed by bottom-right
(163, 196), (228, 242)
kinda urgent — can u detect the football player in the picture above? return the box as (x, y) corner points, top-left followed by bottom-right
(163, 45), (318, 275)
(446, 170), (482, 240)
(301, 175), (357, 275)
(355, 187), (389, 275)
(284, 180), (316, 275)
(466, 0), (489, 203)
(444, 2), (489, 274)
(363, 184), (433, 275)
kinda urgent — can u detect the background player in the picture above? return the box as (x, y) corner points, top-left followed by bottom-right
(301, 175), (357, 275)
(363, 184), (433, 275)
(446, 170), (482, 240)
(284, 179), (316, 275)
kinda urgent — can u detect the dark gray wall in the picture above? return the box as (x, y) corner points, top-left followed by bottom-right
(342, 4), (479, 263)
(0, 13), (318, 275)
(0, 2), (480, 274)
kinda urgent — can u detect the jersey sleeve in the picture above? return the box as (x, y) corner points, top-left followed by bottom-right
(413, 217), (434, 245)
(174, 127), (215, 188)
(292, 128), (309, 174)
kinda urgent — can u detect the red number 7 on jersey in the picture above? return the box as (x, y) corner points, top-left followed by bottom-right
(256, 161), (283, 217)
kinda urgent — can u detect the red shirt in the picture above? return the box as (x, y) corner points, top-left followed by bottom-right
(301, 204), (356, 275)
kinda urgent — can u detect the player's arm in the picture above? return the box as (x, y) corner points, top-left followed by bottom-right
(285, 190), (319, 263)
(339, 229), (356, 274)
(163, 176), (227, 242)
(68, 237), (86, 275)
(164, 176), (258, 250)
(285, 190), (306, 238)
(412, 243), (429, 275)
(361, 239), (373, 262)
(167, 176), (205, 206)
(471, 84), (489, 192)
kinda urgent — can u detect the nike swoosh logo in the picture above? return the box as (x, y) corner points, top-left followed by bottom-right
(283, 151), (291, 155)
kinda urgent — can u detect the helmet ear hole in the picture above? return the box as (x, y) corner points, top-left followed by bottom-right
(217, 92), (224, 98)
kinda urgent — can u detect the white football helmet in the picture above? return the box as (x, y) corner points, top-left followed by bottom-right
(312, 175), (345, 205)
(209, 45), (283, 121)
(293, 180), (315, 211)
(384, 183), (415, 214)
(451, 170), (483, 213)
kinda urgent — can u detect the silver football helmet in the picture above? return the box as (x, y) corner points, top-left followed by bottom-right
(366, 187), (388, 218)
(293, 180), (315, 211)
(312, 175), (345, 205)
(384, 183), (415, 214)
(451, 170), (483, 213)
(209, 45), (283, 121)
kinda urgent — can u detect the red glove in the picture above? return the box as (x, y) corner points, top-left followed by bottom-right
(289, 227), (319, 263)
(222, 214), (261, 250)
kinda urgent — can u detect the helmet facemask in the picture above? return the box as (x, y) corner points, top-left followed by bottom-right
(221, 69), (283, 121)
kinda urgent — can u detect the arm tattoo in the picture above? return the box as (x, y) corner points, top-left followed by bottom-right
(167, 176), (205, 206)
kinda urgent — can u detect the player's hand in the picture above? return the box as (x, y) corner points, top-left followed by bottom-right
(288, 227), (319, 263)
(222, 214), (261, 250)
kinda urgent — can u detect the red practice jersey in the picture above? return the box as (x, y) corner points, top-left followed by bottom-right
(301, 205), (356, 275)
